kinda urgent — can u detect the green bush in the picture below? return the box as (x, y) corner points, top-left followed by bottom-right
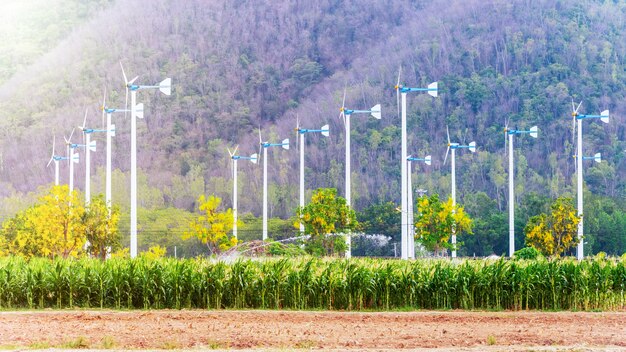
(514, 247), (542, 260)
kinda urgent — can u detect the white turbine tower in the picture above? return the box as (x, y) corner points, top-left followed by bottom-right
(77, 109), (99, 205)
(101, 89), (127, 213)
(121, 62), (171, 258)
(64, 128), (80, 194)
(47, 136), (69, 186)
(296, 119), (329, 233)
(406, 154), (431, 258)
(443, 126), (476, 258)
(571, 101), (609, 260)
(258, 130), (289, 241)
(395, 68), (438, 260)
(228, 146), (258, 239)
(339, 89), (381, 258)
(504, 123), (538, 257)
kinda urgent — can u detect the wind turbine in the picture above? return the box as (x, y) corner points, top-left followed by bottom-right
(77, 109), (99, 205)
(228, 146), (258, 239)
(406, 154), (431, 258)
(571, 101), (609, 260)
(444, 126), (476, 258)
(258, 130), (289, 241)
(339, 88), (381, 258)
(121, 62), (171, 258)
(504, 123), (538, 257)
(64, 128), (80, 194)
(101, 88), (128, 214)
(395, 68), (438, 260)
(47, 136), (69, 186)
(296, 119), (329, 233)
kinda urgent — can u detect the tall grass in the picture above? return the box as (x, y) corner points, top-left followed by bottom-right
(0, 256), (624, 311)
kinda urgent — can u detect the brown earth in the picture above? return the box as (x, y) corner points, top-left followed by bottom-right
(0, 310), (624, 351)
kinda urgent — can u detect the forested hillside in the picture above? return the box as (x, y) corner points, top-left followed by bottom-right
(0, 0), (625, 256)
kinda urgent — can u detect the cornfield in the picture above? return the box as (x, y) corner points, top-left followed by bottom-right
(0, 256), (624, 311)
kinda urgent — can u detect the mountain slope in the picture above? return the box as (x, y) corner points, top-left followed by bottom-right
(0, 0), (625, 225)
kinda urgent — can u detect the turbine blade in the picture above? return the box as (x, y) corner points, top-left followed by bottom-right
(120, 61), (128, 84)
(68, 127), (75, 142)
(444, 146), (450, 166)
(575, 101), (582, 114)
(46, 156), (54, 168)
(233, 145), (239, 156)
(129, 76), (139, 85)
(82, 108), (88, 129)
(341, 87), (346, 111)
(446, 125), (451, 145)
(101, 88), (106, 128)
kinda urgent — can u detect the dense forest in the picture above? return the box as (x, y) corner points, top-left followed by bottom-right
(0, 0), (625, 256)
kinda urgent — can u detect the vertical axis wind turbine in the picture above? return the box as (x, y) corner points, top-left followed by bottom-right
(121, 62), (171, 258)
(296, 118), (329, 233)
(406, 154), (431, 258)
(395, 67), (438, 260)
(339, 88), (381, 258)
(77, 109), (98, 205)
(228, 146), (258, 239)
(101, 89), (127, 214)
(47, 136), (69, 186)
(571, 101), (609, 260)
(504, 123), (538, 257)
(258, 130), (289, 241)
(443, 126), (476, 258)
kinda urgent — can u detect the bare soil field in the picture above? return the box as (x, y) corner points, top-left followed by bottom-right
(0, 310), (624, 351)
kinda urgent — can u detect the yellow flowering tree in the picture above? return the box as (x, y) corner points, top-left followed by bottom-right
(183, 195), (238, 255)
(414, 194), (473, 256)
(296, 188), (357, 256)
(83, 195), (121, 261)
(1, 185), (86, 258)
(524, 197), (580, 257)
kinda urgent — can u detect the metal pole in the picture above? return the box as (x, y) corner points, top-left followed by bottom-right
(106, 112), (112, 215)
(54, 160), (59, 186)
(130, 90), (137, 258)
(262, 147), (268, 241)
(508, 133), (515, 257)
(407, 159), (414, 259)
(401, 92), (408, 260)
(577, 119), (583, 260)
(233, 158), (238, 239)
(299, 132), (305, 233)
(85, 133), (91, 206)
(69, 147), (75, 194)
(451, 148), (457, 258)
(345, 114), (351, 258)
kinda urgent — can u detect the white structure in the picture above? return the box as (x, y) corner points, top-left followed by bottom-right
(101, 89), (127, 214)
(571, 101), (609, 260)
(444, 126), (476, 258)
(64, 128), (81, 194)
(121, 62), (171, 258)
(77, 109), (99, 206)
(406, 155), (431, 258)
(258, 131), (289, 240)
(296, 122), (329, 233)
(504, 125), (538, 257)
(228, 146), (258, 239)
(47, 136), (69, 186)
(395, 69), (438, 260)
(339, 89), (381, 258)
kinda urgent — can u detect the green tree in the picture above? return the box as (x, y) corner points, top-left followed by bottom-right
(182, 195), (238, 255)
(414, 194), (473, 256)
(83, 195), (121, 261)
(297, 188), (357, 256)
(357, 201), (400, 241)
(524, 197), (580, 257)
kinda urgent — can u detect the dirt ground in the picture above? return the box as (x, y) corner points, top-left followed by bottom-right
(0, 310), (624, 351)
